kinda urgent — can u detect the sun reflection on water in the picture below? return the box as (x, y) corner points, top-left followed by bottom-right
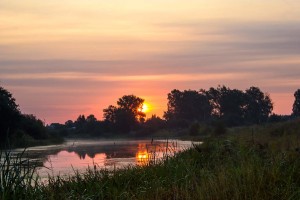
(136, 150), (149, 165)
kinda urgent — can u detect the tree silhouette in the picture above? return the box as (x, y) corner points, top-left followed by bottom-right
(244, 86), (273, 124)
(165, 86), (274, 127)
(0, 86), (21, 141)
(20, 114), (47, 139)
(164, 89), (212, 122)
(292, 89), (300, 117)
(103, 95), (146, 133)
(103, 105), (117, 123)
(206, 86), (246, 126)
(117, 95), (145, 123)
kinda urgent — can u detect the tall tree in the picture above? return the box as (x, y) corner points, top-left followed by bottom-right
(207, 86), (246, 126)
(117, 95), (145, 123)
(103, 105), (117, 123)
(74, 115), (86, 132)
(0, 86), (21, 141)
(103, 95), (146, 133)
(20, 114), (47, 139)
(164, 89), (212, 122)
(244, 86), (273, 124)
(292, 89), (300, 117)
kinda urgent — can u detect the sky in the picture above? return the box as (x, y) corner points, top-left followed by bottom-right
(1, 0), (300, 123)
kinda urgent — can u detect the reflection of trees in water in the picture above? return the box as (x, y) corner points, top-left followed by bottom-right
(64, 142), (169, 160)
(66, 144), (138, 160)
(22, 140), (181, 169)
(23, 148), (62, 167)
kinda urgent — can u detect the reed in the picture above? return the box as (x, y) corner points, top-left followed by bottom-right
(0, 148), (38, 200)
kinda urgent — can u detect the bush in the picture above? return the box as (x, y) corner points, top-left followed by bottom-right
(213, 121), (227, 135)
(189, 123), (200, 136)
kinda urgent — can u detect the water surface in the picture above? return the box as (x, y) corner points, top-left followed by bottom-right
(14, 139), (197, 179)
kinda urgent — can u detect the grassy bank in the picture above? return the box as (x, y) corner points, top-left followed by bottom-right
(2, 120), (300, 199)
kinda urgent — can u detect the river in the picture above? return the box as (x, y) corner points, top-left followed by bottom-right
(13, 139), (199, 180)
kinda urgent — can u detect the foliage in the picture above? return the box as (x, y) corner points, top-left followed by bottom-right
(165, 86), (273, 127)
(207, 86), (246, 126)
(244, 86), (273, 124)
(213, 120), (227, 135)
(138, 115), (166, 136)
(0, 86), (21, 142)
(189, 122), (200, 136)
(292, 89), (300, 117)
(62, 114), (107, 136)
(19, 114), (47, 140)
(103, 95), (146, 133)
(164, 89), (212, 122)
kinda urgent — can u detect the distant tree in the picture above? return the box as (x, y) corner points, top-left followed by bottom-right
(268, 114), (290, 123)
(164, 89), (212, 122)
(86, 114), (97, 123)
(142, 115), (166, 134)
(65, 120), (74, 128)
(103, 95), (146, 133)
(74, 115), (86, 132)
(293, 89), (300, 117)
(117, 95), (145, 123)
(207, 86), (246, 126)
(244, 87), (273, 124)
(103, 105), (117, 123)
(86, 114), (100, 135)
(0, 86), (21, 141)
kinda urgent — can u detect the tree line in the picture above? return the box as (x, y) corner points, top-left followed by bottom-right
(164, 86), (273, 127)
(0, 86), (49, 147)
(1, 85), (300, 142)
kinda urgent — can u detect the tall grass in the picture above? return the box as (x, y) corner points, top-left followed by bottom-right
(21, 138), (300, 200)
(0, 149), (38, 200)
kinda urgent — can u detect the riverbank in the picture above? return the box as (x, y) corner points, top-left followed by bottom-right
(2, 119), (300, 199)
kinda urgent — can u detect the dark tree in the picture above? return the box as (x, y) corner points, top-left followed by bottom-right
(86, 114), (97, 123)
(244, 86), (273, 124)
(164, 89), (212, 122)
(103, 105), (117, 123)
(65, 120), (74, 128)
(292, 89), (300, 117)
(19, 114), (47, 140)
(141, 115), (166, 135)
(117, 95), (145, 123)
(0, 86), (21, 141)
(207, 86), (246, 126)
(74, 115), (86, 132)
(103, 95), (146, 133)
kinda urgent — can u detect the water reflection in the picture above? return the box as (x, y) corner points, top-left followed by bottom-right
(136, 143), (149, 165)
(13, 139), (198, 178)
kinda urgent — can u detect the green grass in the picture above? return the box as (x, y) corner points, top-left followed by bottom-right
(1, 119), (300, 199)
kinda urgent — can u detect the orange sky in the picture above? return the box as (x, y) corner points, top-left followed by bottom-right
(1, 0), (300, 123)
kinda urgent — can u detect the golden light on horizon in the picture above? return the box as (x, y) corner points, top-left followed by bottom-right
(142, 103), (150, 113)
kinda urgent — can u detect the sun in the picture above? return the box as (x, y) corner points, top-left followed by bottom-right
(141, 103), (150, 113)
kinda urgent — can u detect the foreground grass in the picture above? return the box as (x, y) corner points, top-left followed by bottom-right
(2, 119), (300, 200)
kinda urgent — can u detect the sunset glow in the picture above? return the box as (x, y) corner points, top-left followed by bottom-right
(1, 0), (300, 123)
(142, 103), (150, 113)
